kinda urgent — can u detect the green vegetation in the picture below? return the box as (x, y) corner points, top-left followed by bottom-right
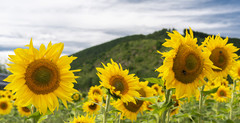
(71, 29), (240, 91)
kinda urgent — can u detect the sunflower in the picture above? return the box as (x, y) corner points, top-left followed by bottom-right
(113, 81), (154, 121)
(88, 85), (103, 97)
(230, 60), (240, 80)
(156, 28), (216, 98)
(4, 39), (80, 114)
(70, 115), (95, 123)
(72, 93), (81, 102)
(204, 35), (238, 78)
(0, 98), (12, 115)
(82, 101), (100, 115)
(17, 106), (31, 117)
(96, 59), (140, 103)
(213, 86), (231, 102)
(170, 95), (181, 116)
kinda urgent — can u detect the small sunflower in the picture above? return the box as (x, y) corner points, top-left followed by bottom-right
(88, 85), (103, 97)
(156, 28), (216, 98)
(204, 35), (239, 78)
(151, 84), (165, 101)
(82, 101), (100, 115)
(70, 115), (95, 123)
(113, 81), (154, 121)
(213, 86), (231, 102)
(4, 39), (80, 114)
(96, 59), (140, 103)
(17, 106), (31, 117)
(72, 93), (81, 102)
(230, 60), (240, 80)
(0, 98), (12, 115)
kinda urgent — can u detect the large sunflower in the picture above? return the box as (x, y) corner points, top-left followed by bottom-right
(156, 28), (216, 98)
(96, 59), (140, 103)
(230, 60), (240, 80)
(17, 106), (31, 117)
(4, 39), (80, 114)
(0, 98), (12, 115)
(213, 86), (231, 102)
(113, 81), (154, 121)
(204, 35), (238, 78)
(70, 115), (95, 123)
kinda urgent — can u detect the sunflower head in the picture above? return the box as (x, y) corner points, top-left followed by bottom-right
(97, 59), (140, 103)
(0, 98), (12, 115)
(204, 35), (239, 77)
(83, 101), (100, 115)
(17, 106), (31, 117)
(70, 114), (95, 123)
(88, 85), (103, 97)
(4, 39), (80, 114)
(156, 28), (216, 98)
(213, 86), (231, 102)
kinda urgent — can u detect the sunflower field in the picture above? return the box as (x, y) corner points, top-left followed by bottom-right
(1, 28), (240, 123)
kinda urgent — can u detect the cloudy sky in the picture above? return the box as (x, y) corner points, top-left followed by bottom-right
(0, 0), (240, 63)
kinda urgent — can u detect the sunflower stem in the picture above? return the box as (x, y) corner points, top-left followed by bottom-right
(230, 80), (236, 120)
(162, 89), (171, 123)
(32, 106), (37, 123)
(103, 94), (110, 123)
(198, 85), (205, 123)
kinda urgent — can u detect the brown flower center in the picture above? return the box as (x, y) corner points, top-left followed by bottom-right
(210, 48), (228, 72)
(25, 59), (60, 94)
(173, 45), (203, 84)
(109, 75), (128, 94)
(219, 90), (226, 97)
(88, 103), (97, 110)
(0, 102), (8, 110)
(22, 107), (31, 113)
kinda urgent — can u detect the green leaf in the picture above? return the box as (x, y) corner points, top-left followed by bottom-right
(202, 86), (219, 95)
(143, 78), (164, 86)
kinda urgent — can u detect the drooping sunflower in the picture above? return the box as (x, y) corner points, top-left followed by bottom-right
(156, 28), (216, 98)
(89, 94), (102, 104)
(70, 115), (95, 123)
(213, 86), (231, 102)
(0, 98), (12, 115)
(17, 106), (31, 117)
(230, 60), (240, 80)
(96, 59), (140, 103)
(72, 93), (81, 102)
(82, 101), (100, 115)
(88, 85), (103, 97)
(4, 39), (80, 114)
(204, 35), (239, 78)
(113, 81), (155, 121)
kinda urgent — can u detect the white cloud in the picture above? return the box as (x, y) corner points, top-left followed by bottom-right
(0, 0), (239, 64)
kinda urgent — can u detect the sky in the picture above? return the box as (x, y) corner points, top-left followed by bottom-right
(0, 0), (240, 64)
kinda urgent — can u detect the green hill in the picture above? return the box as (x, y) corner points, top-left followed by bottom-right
(70, 29), (240, 92)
